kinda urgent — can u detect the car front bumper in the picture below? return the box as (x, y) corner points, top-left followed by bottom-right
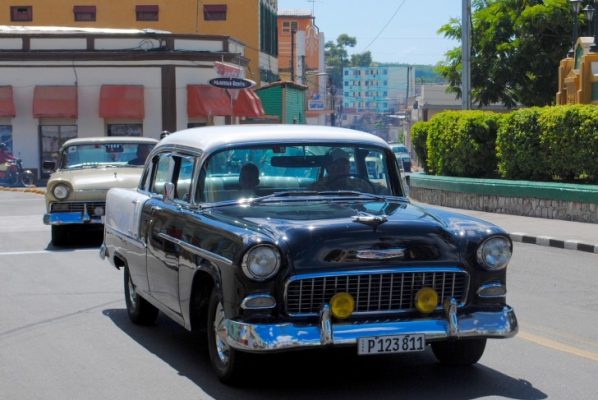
(224, 303), (518, 353)
(43, 212), (103, 225)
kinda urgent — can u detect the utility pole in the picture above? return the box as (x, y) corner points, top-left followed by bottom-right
(461, 0), (471, 109)
(290, 27), (296, 82)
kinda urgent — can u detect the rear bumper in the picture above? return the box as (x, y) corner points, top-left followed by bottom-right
(43, 212), (103, 225)
(225, 305), (517, 353)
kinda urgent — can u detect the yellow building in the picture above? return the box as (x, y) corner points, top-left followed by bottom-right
(0, 0), (278, 86)
(556, 37), (598, 104)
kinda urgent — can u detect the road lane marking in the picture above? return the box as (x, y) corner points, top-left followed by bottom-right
(519, 330), (598, 362)
(0, 249), (99, 256)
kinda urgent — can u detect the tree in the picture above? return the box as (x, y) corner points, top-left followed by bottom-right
(436, 0), (575, 107)
(325, 34), (372, 89)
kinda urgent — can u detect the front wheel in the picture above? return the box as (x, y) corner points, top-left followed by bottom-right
(431, 338), (487, 366)
(207, 289), (247, 384)
(20, 171), (36, 187)
(124, 267), (159, 325)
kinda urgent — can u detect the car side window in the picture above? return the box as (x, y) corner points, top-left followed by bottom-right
(174, 155), (194, 202)
(150, 154), (172, 196)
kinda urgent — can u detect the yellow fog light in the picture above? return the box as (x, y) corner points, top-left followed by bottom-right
(415, 287), (439, 314)
(330, 292), (355, 319)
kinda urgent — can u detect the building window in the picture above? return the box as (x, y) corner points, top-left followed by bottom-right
(204, 4), (227, 21)
(10, 6), (32, 21)
(73, 5), (96, 21)
(107, 124), (143, 136)
(136, 5), (158, 21)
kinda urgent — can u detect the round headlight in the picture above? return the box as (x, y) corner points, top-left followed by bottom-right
(52, 184), (70, 200)
(476, 236), (512, 271)
(242, 245), (281, 281)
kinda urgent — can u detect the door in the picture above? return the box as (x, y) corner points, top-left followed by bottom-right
(143, 152), (196, 314)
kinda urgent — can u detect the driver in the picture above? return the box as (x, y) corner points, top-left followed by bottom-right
(310, 148), (371, 192)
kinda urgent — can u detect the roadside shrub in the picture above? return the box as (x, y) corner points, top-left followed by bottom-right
(411, 121), (430, 173)
(497, 107), (550, 180)
(538, 105), (598, 182)
(426, 111), (500, 178)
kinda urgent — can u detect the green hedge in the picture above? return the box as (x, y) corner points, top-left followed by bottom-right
(413, 105), (598, 183)
(424, 111), (500, 178)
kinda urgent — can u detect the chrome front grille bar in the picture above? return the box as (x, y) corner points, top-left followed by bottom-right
(285, 267), (470, 317)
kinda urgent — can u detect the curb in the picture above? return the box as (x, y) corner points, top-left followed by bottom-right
(0, 186), (45, 195)
(509, 232), (598, 254)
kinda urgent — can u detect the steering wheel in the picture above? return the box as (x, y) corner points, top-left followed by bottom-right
(327, 174), (376, 193)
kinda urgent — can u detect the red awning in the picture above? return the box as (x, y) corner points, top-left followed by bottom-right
(99, 85), (144, 120)
(33, 86), (78, 118)
(0, 86), (16, 117)
(233, 89), (265, 118)
(187, 85), (232, 117)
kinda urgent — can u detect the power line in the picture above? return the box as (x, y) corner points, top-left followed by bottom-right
(361, 0), (407, 52)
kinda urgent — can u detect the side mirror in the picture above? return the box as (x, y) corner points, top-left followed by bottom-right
(164, 182), (175, 203)
(42, 160), (56, 172)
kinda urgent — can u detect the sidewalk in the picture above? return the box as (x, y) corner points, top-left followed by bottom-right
(414, 201), (598, 255)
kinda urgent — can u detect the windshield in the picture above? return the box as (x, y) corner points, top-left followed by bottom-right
(200, 144), (399, 203)
(60, 142), (155, 169)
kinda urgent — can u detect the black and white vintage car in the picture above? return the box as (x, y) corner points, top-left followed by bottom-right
(100, 125), (517, 383)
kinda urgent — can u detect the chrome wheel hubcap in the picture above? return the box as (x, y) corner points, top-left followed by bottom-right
(213, 301), (229, 364)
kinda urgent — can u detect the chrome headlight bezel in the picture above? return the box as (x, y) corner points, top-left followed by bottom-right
(52, 184), (70, 200)
(241, 244), (281, 281)
(476, 236), (512, 271)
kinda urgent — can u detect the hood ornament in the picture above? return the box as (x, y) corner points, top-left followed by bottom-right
(353, 212), (388, 229)
(356, 248), (406, 260)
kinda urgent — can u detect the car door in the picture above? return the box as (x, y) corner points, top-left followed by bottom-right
(142, 151), (196, 314)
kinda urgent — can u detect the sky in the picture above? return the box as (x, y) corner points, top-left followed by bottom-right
(277, 0), (462, 66)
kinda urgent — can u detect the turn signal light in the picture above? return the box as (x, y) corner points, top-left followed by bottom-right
(415, 287), (439, 314)
(330, 292), (355, 319)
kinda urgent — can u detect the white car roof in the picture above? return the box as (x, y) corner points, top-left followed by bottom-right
(158, 124), (389, 154)
(61, 136), (158, 148)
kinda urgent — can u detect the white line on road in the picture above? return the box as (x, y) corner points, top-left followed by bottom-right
(0, 249), (99, 256)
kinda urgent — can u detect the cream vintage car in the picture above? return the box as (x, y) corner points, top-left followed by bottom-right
(43, 136), (157, 246)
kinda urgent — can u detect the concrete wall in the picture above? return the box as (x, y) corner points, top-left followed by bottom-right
(409, 175), (598, 223)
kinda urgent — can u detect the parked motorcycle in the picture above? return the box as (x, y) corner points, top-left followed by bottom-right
(0, 158), (36, 187)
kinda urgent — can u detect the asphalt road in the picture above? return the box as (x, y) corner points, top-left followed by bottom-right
(1, 191), (597, 400)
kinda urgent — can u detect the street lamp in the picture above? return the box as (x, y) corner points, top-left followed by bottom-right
(569, 0), (583, 57)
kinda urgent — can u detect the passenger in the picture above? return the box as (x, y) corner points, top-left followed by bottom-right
(238, 162), (260, 197)
(128, 145), (152, 166)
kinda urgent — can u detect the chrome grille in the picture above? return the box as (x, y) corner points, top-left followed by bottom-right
(285, 268), (469, 317)
(51, 202), (105, 214)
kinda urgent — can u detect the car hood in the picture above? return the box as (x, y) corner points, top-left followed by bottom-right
(47, 167), (143, 200)
(206, 198), (504, 270)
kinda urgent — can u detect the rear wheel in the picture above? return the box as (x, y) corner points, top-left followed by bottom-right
(207, 289), (247, 384)
(51, 225), (69, 246)
(431, 338), (487, 366)
(124, 266), (159, 325)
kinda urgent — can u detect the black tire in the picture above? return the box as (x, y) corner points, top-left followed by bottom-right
(431, 338), (487, 366)
(124, 267), (159, 325)
(207, 289), (248, 384)
(51, 225), (69, 246)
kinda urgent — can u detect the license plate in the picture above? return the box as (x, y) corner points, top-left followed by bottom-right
(358, 334), (425, 355)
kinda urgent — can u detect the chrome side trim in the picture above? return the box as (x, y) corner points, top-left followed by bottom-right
(158, 232), (233, 266)
(224, 306), (518, 352)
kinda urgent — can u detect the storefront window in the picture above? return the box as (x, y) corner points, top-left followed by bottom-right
(107, 124), (143, 136)
(0, 126), (12, 152)
(39, 125), (77, 178)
